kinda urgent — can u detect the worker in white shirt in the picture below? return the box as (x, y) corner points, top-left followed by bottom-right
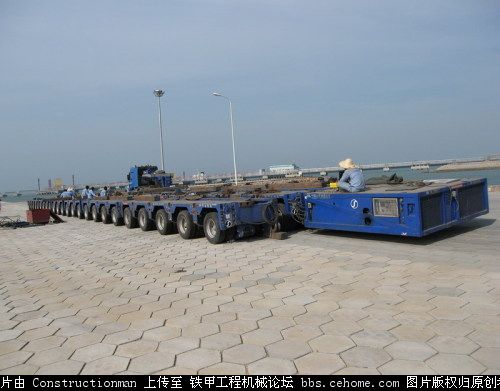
(100, 186), (108, 197)
(81, 186), (96, 199)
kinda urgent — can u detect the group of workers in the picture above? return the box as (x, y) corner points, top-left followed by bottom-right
(59, 186), (108, 199)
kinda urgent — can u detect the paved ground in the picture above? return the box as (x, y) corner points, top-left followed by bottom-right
(0, 196), (499, 375)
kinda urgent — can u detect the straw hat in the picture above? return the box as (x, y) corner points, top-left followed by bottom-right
(338, 158), (356, 169)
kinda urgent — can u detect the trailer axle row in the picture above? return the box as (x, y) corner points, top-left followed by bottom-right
(28, 197), (278, 244)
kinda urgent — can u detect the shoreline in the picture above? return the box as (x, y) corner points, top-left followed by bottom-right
(436, 160), (500, 172)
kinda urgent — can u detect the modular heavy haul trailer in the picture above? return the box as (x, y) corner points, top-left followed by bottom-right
(265, 178), (489, 237)
(28, 196), (278, 244)
(29, 177), (489, 242)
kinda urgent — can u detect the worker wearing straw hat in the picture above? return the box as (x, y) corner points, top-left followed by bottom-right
(338, 158), (366, 192)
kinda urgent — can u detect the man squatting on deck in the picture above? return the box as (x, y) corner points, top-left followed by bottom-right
(338, 158), (366, 192)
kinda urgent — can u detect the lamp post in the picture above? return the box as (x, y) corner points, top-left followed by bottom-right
(154, 89), (165, 171)
(212, 92), (238, 185)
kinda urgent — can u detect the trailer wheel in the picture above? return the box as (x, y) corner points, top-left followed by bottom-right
(203, 212), (226, 244)
(66, 204), (72, 217)
(138, 208), (153, 231)
(101, 206), (111, 224)
(61, 203), (67, 216)
(76, 205), (83, 219)
(84, 205), (92, 220)
(111, 207), (123, 226)
(271, 204), (288, 232)
(91, 205), (101, 222)
(73, 204), (79, 217)
(156, 209), (174, 235)
(262, 203), (278, 225)
(124, 208), (138, 229)
(177, 210), (197, 239)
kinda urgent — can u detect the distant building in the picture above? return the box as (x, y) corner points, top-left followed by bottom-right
(269, 164), (299, 174)
(54, 178), (63, 189)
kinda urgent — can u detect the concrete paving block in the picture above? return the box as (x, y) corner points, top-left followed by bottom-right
(72, 343), (116, 362)
(81, 356), (129, 375)
(158, 337), (199, 355)
(340, 346), (391, 368)
(223, 344), (266, 364)
(385, 341), (436, 361)
(428, 336), (479, 355)
(426, 353), (485, 374)
(266, 340), (311, 359)
(295, 352), (345, 374)
(142, 326), (181, 342)
(379, 359), (436, 375)
(199, 362), (246, 375)
(23, 336), (66, 352)
(37, 360), (84, 375)
(472, 348), (500, 370)
(175, 348), (221, 370)
(128, 352), (175, 374)
(103, 330), (143, 345)
(247, 357), (297, 375)
(27, 346), (74, 367)
(201, 333), (241, 350)
(0, 351), (33, 370)
(351, 329), (396, 348)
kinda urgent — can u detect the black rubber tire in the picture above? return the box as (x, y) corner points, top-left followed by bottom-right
(262, 203), (278, 226)
(57, 203), (63, 215)
(91, 205), (101, 222)
(61, 203), (67, 216)
(73, 204), (79, 217)
(176, 210), (197, 239)
(156, 209), (174, 235)
(84, 205), (92, 220)
(76, 204), (84, 219)
(272, 204), (288, 232)
(124, 208), (138, 229)
(111, 207), (124, 226)
(203, 212), (226, 244)
(138, 208), (153, 231)
(67, 204), (72, 217)
(101, 206), (111, 224)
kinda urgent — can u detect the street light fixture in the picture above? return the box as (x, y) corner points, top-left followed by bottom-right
(154, 89), (166, 171)
(212, 92), (238, 186)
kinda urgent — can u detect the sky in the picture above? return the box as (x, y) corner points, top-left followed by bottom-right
(1, 0), (499, 190)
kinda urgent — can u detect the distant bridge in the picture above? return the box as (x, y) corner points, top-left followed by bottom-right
(201, 155), (496, 183)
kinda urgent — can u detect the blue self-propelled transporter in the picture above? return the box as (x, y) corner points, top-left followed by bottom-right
(262, 178), (489, 237)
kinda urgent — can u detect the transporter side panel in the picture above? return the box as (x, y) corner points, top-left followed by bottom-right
(303, 192), (422, 236)
(276, 178), (489, 238)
